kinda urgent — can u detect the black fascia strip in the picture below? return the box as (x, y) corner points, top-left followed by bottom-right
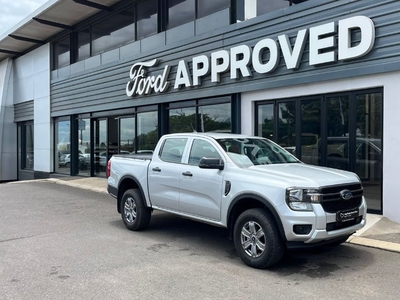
(32, 17), (73, 30)
(73, 0), (112, 12)
(8, 34), (46, 44)
(0, 49), (20, 55)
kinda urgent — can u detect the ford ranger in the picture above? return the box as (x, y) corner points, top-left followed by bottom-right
(107, 132), (367, 268)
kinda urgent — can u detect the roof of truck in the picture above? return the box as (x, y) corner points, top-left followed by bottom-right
(162, 132), (265, 140)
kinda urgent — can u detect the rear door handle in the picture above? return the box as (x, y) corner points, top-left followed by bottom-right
(182, 171), (193, 177)
(152, 167), (161, 172)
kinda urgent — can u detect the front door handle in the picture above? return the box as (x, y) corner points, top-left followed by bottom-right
(182, 171), (193, 177)
(152, 167), (161, 172)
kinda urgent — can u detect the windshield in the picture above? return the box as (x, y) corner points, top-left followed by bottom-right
(215, 137), (300, 167)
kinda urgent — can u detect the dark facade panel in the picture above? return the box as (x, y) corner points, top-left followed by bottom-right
(14, 100), (34, 122)
(51, 0), (400, 117)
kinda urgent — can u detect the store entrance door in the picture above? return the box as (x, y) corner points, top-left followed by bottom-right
(93, 118), (118, 177)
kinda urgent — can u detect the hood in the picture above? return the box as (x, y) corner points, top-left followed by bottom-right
(246, 163), (360, 188)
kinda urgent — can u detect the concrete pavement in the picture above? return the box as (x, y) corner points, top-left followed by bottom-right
(22, 176), (400, 254)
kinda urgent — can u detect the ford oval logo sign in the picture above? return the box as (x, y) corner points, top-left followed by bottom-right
(340, 189), (353, 200)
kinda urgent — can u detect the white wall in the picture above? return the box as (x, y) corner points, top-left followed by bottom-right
(14, 44), (51, 173)
(0, 59), (17, 181)
(241, 71), (400, 223)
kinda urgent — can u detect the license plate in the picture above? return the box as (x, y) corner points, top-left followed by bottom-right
(336, 208), (359, 222)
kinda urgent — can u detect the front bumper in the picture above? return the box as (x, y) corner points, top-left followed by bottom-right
(279, 195), (367, 245)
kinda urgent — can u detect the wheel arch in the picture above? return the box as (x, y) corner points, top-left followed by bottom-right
(226, 194), (286, 242)
(117, 175), (148, 213)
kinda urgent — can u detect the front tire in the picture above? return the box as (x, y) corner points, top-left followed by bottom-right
(120, 189), (151, 231)
(233, 208), (284, 269)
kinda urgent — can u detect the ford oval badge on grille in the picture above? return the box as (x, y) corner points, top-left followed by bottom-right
(340, 189), (353, 200)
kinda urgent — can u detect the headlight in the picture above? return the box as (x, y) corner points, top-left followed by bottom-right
(286, 188), (321, 211)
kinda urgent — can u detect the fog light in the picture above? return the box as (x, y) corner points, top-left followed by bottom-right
(293, 224), (312, 235)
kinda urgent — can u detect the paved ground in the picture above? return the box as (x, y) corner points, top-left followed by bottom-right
(20, 176), (400, 254)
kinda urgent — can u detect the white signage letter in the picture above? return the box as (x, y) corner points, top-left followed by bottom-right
(278, 29), (308, 69)
(174, 60), (192, 89)
(230, 45), (252, 79)
(338, 16), (375, 60)
(211, 50), (230, 83)
(309, 22), (336, 65)
(192, 55), (210, 86)
(252, 38), (280, 74)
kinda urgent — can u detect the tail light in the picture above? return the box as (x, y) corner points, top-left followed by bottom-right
(107, 159), (112, 177)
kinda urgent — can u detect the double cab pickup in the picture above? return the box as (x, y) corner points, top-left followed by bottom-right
(107, 132), (366, 268)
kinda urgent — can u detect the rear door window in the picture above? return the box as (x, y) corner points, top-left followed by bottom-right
(160, 138), (187, 163)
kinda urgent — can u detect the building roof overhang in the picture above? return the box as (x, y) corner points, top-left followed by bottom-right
(0, 0), (121, 62)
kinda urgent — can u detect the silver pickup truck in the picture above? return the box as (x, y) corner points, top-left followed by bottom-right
(107, 132), (366, 268)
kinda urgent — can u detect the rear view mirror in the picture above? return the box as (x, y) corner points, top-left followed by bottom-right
(199, 157), (224, 170)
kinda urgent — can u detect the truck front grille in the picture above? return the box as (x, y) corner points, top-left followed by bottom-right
(319, 183), (363, 213)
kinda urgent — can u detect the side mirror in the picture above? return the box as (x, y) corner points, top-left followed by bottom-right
(199, 157), (224, 170)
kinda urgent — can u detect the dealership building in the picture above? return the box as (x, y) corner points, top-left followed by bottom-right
(0, 0), (399, 222)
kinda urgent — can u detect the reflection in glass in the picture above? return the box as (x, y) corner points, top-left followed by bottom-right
(236, 0), (288, 21)
(169, 103), (231, 133)
(92, 7), (135, 55)
(77, 27), (90, 61)
(169, 107), (196, 133)
(199, 103), (231, 132)
(257, 103), (273, 139)
(94, 119), (107, 177)
(137, 111), (158, 151)
(137, 0), (158, 39)
(167, 0), (195, 29)
(26, 124), (34, 170)
(356, 92), (382, 211)
(55, 120), (71, 174)
(78, 118), (90, 176)
(277, 102), (296, 151)
(326, 96), (349, 170)
(54, 37), (70, 69)
(120, 117), (136, 153)
(197, 0), (230, 18)
(300, 99), (321, 164)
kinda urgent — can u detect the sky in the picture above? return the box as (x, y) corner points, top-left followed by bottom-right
(0, 0), (49, 36)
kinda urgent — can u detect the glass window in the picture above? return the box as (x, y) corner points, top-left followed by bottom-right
(120, 117), (136, 153)
(197, 0), (230, 18)
(77, 27), (91, 61)
(257, 0), (289, 15)
(169, 107), (196, 133)
(277, 102), (296, 152)
(137, 0), (158, 39)
(54, 36), (70, 69)
(160, 138), (187, 163)
(78, 118), (90, 176)
(167, 0), (195, 29)
(254, 89), (382, 213)
(257, 103), (274, 139)
(326, 96), (349, 170)
(168, 101), (231, 133)
(189, 139), (221, 166)
(356, 92), (382, 212)
(137, 111), (158, 151)
(55, 120), (71, 174)
(300, 99), (321, 163)
(92, 7), (135, 55)
(94, 119), (107, 177)
(199, 103), (231, 132)
(20, 123), (34, 170)
(236, 0), (308, 22)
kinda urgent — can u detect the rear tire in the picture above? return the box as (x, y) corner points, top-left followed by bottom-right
(120, 189), (151, 231)
(234, 208), (284, 269)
